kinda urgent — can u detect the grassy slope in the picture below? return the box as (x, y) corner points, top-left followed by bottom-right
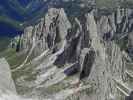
(0, 37), (26, 69)
(96, 0), (118, 8)
(0, 37), (11, 51)
(0, 48), (26, 68)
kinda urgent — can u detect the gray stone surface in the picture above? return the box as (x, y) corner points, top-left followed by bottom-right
(0, 58), (16, 94)
(10, 7), (133, 100)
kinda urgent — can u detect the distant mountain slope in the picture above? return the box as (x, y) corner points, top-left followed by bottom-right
(1, 0), (133, 36)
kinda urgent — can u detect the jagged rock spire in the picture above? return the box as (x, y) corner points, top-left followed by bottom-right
(11, 7), (133, 100)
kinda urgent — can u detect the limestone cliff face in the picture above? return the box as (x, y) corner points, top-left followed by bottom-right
(20, 8), (71, 57)
(11, 7), (133, 100)
(19, 7), (133, 54)
(87, 14), (126, 99)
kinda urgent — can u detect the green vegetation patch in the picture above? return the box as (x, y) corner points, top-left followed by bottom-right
(0, 48), (27, 69)
(96, 0), (118, 9)
(0, 37), (11, 52)
(115, 36), (128, 51)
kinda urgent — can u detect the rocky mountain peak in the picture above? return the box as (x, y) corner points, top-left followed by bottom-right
(7, 6), (133, 100)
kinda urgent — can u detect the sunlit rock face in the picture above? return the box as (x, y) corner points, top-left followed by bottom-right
(20, 8), (71, 57)
(0, 58), (16, 94)
(9, 7), (133, 100)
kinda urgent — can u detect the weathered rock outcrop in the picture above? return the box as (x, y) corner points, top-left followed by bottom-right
(20, 8), (71, 56)
(11, 7), (133, 100)
(0, 58), (16, 94)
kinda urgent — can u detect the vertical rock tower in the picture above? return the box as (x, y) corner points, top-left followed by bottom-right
(11, 5), (133, 100)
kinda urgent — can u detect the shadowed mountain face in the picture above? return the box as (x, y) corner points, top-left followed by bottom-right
(0, 1), (47, 36)
(0, 0), (45, 36)
(1, 0), (133, 37)
(0, 0), (96, 36)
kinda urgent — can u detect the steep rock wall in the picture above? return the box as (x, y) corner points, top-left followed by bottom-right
(11, 7), (133, 100)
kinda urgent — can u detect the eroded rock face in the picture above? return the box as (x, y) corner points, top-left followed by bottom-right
(128, 32), (133, 47)
(17, 7), (133, 58)
(19, 8), (71, 57)
(54, 30), (81, 67)
(79, 48), (95, 80)
(12, 7), (133, 100)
